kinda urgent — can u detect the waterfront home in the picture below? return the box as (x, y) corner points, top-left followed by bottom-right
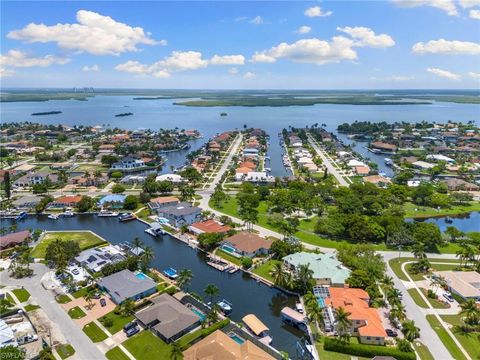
(370, 141), (397, 153)
(12, 195), (43, 210)
(412, 160), (435, 170)
(441, 178), (479, 191)
(235, 167), (254, 181)
(433, 271), (480, 301)
(120, 175), (147, 184)
(135, 293), (200, 343)
(155, 173), (185, 183)
(98, 194), (126, 208)
(49, 195), (82, 208)
(325, 288), (387, 345)
(354, 165), (371, 176)
(242, 148), (259, 158)
(222, 232), (272, 258)
(245, 172), (275, 183)
(97, 269), (157, 304)
(283, 252), (350, 286)
(149, 196), (180, 212)
(98, 144), (115, 153)
(69, 173), (108, 187)
(182, 329), (276, 360)
(238, 161), (256, 170)
(0, 230), (31, 250)
(188, 219), (231, 236)
(75, 245), (125, 273)
(110, 156), (146, 172)
(156, 202), (202, 227)
(303, 163), (319, 172)
(426, 154), (455, 163)
(13, 171), (58, 187)
(363, 175), (391, 187)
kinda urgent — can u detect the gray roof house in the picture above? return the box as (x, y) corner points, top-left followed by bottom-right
(157, 202), (202, 228)
(12, 195), (43, 209)
(97, 269), (157, 304)
(75, 245), (126, 273)
(135, 293), (201, 342)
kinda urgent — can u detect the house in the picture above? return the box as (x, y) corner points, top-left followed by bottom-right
(235, 167), (253, 181)
(245, 172), (274, 183)
(412, 161), (435, 170)
(149, 196), (180, 212)
(98, 194), (126, 208)
(441, 178), (479, 191)
(354, 166), (370, 176)
(303, 163), (319, 172)
(188, 220), (231, 236)
(363, 175), (391, 187)
(13, 172), (58, 187)
(242, 148), (259, 158)
(135, 293), (200, 343)
(97, 269), (157, 304)
(75, 245), (126, 273)
(433, 271), (480, 301)
(182, 329), (276, 360)
(12, 195), (43, 209)
(110, 156), (146, 172)
(49, 195), (82, 208)
(370, 141), (397, 153)
(325, 288), (387, 345)
(283, 252), (351, 286)
(98, 144), (115, 153)
(157, 202), (202, 227)
(155, 174), (185, 183)
(426, 154), (455, 163)
(69, 174), (108, 187)
(222, 232), (272, 258)
(0, 230), (30, 250)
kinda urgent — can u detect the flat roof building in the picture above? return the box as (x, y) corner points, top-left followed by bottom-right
(433, 270), (480, 300)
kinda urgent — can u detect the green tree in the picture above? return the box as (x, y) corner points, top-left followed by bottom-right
(402, 320), (420, 342)
(197, 232), (224, 251)
(111, 184), (125, 194)
(179, 184), (195, 202)
(177, 269), (194, 291)
(204, 283), (219, 304)
(123, 195), (138, 210)
(76, 196), (94, 212)
(4, 171), (11, 199)
(170, 342), (183, 360)
(335, 307), (352, 344)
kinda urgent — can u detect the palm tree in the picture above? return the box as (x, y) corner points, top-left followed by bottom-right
(177, 269), (193, 291)
(402, 320), (420, 342)
(170, 342), (183, 360)
(121, 299), (135, 317)
(412, 242), (427, 259)
(386, 288), (403, 306)
(307, 302), (324, 332)
(270, 263), (287, 287)
(296, 264), (314, 294)
(459, 299), (480, 326)
(381, 275), (394, 289)
(390, 303), (407, 323)
(335, 307), (352, 341)
(132, 237), (143, 250)
(204, 283), (219, 304)
(141, 246), (155, 267)
(84, 287), (96, 310)
(206, 305), (219, 326)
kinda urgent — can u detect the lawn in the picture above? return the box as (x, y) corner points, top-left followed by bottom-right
(55, 344), (75, 359)
(82, 322), (108, 342)
(251, 259), (281, 283)
(413, 340), (435, 360)
(425, 315), (467, 360)
(72, 286), (95, 299)
(56, 294), (72, 304)
(24, 304), (40, 312)
(315, 337), (369, 360)
(407, 289), (429, 308)
(68, 306), (87, 319)
(389, 258), (462, 282)
(441, 314), (480, 360)
(99, 310), (134, 335)
(123, 330), (173, 360)
(403, 201), (480, 218)
(420, 288), (449, 309)
(32, 231), (107, 258)
(105, 346), (130, 360)
(12, 288), (31, 302)
(215, 248), (242, 266)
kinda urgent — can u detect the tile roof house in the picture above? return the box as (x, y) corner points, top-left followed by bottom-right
(441, 178), (479, 191)
(49, 195), (83, 208)
(97, 269), (157, 304)
(370, 142), (397, 153)
(433, 271), (480, 300)
(148, 196), (180, 211)
(326, 287), (387, 345)
(157, 202), (202, 227)
(0, 230), (30, 250)
(363, 175), (391, 187)
(223, 232), (273, 258)
(135, 293), (200, 343)
(12, 195), (43, 209)
(13, 172), (59, 187)
(183, 330), (275, 360)
(188, 220), (231, 236)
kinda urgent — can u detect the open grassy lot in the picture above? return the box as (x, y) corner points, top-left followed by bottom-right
(214, 248), (242, 266)
(32, 231), (106, 258)
(68, 306), (87, 319)
(82, 322), (108, 342)
(99, 310), (134, 335)
(420, 288), (449, 309)
(251, 259), (281, 283)
(441, 314), (480, 360)
(123, 330), (173, 360)
(72, 286), (95, 299)
(413, 340), (435, 360)
(425, 315), (467, 360)
(55, 344), (75, 359)
(24, 304), (40, 312)
(389, 258), (462, 281)
(315, 337), (369, 360)
(404, 202), (480, 218)
(12, 288), (30, 302)
(105, 347), (130, 360)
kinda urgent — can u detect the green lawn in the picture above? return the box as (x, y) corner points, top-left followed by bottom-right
(72, 286), (95, 299)
(441, 314), (480, 360)
(251, 259), (281, 283)
(413, 340), (435, 360)
(315, 337), (369, 360)
(32, 231), (107, 258)
(55, 344), (75, 359)
(215, 248), (242, 266)
(83, 322), (108, 343)
(403, 201), (480, 218)
(68, 306), (87, 319)
(420, 288), (449, 309)
(99, 310), (134, 335)
(105, 346), (130, 360)
(56, 294), (72, 304)
(425, 315), (467, 360)
(407, 289), (429, 308)
(389, 258), (462, 282)
(24, 304), (40, 312)
(12, 288), (31, 302)
(123, 330), (173, 360)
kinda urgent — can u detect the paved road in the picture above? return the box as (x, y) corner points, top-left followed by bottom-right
(1, 264), (106, 360)
(307, 133), (349, 186)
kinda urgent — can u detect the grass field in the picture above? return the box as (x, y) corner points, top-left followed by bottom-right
(99, 310), (134, 335)
(407, 289), (429, 308)
(389, 258), (462, 281)
(214, 248), (242, 266)
(413, 340), (435, 360)
(251, 259), (281, 283)
(55, 344), (75, 359)
(404, 202), (480, 218)
(105, 347), (130, 360)
(425, 315), (467, 360)
(12, 288), (30, 303)
(56, 294), (72, 304)
(315, 337), (369, 360)
(441, 314), (480, 360)
(83, 322), (108, 342)
(68, 306), (87, 319)
(32, 231), (107, 258)
(123, 331), (173, 360)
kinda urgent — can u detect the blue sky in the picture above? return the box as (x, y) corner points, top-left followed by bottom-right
(1, 1), (479, 89)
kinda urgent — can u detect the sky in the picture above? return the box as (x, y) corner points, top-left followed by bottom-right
(1, 0), (479, 89)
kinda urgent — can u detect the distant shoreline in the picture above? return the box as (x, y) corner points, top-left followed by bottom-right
(31, 111), (62, 116)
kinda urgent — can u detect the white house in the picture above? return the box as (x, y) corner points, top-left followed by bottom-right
(110, 156), (146, 172)
(245, 171), (275, 183)
(155, 174), (185, 183)
(426, 154), (455, 163)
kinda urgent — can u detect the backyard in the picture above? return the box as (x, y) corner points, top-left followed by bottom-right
(99, 310), (134, 334)
(122, 330), (174, 360)
(32, 231), (107, 258)
(251, 259), (281, 283)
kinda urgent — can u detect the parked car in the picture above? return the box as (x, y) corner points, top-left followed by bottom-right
(123, 321), (137, 332)
(443, 293), (454, 302)
(72, 269), (80, 275)
(386, 329), (398, 337)
(93, 292), (101, 299)
(100, 298), (106, 307)
(125, 326), (139, 337)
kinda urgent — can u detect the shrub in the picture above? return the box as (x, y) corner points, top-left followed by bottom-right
(111, 184), (125, 194)
(241, 257), (253, 269)
(102, 317), (113, 327)
(110, 171), (122, 179)
(323, 338), (415, 360)
(178, 318), (230, 349)
(427, 289), (437, 299)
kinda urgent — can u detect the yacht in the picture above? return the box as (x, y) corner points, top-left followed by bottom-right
(216, 299), (233, 316)
(119, 213), (136, 222)
(63, 210), (74, 217)
(98, 210), (119, 217)
(48, 214), (59, 220)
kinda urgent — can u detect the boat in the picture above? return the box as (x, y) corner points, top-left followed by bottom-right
(145, 222), (165, 236)
(163, 267), (178, 279)
(295, 302), (304, 314)
(62, 210), (74, 217)
(264, 167), (271, 172)
(220, 112), (228, 117)
(242, 314), (273, 345)
(384, 158), (393, 166)
(217, 299), (233, 315)
(98, 210), (119, 217)
(264, 156), (270, 160)
(48, 214), (59, 220)
(118, 213), (136, 222)
(15, 212), (27, 221)
(281, 307), (307, 331)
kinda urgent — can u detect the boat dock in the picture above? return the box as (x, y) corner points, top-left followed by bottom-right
(207, 254), (240, 273)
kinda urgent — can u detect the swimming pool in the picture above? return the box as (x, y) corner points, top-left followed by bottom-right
(135, 272), (148, 280)
(190, 307), (206, 321)
(317, 298), (325, 308)
(221, 244), (237, 254)
(228, 332), (245, 344)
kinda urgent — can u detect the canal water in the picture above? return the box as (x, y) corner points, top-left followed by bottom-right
(5, 215), (303, 357)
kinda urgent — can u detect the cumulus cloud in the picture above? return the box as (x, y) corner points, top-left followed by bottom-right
(243, 71), (256, 79)
(1, 49), (70, 68)
(458, 0), (480, 8)
(250, 16), (264, 24)
(82, 64), (100, 72)
(304, 6), (332, 17)
(0, 67), (15, 77)
(469, 9), (480, 18)
(296, 26), (312, 34)
(468, 71), (480, 79)
(116, 51), (245, 77)
(412, 39), (480, 55)
(337, 26), (395, 48)
(7, 10), (164, 56)
(391, 0), (458, 16)
(427, 67), (461, 80)
(228, 67), (239, 75)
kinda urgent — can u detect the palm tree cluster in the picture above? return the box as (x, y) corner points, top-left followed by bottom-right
(381, 276), (406, 325)
(269, 262), (314, 294)
(456, 242), (479, 269)
(458, 299), (480, 332)
(303, 292), (324, 334)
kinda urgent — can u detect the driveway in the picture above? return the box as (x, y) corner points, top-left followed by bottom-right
(62, 296), (116, 327)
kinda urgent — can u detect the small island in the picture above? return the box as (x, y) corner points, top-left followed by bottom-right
(31, 111), (62, 116)
(114, 112), (133, 117)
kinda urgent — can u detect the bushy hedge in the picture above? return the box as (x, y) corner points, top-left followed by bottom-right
(323, 338), (415, 360)
(178, 318), (230, 349)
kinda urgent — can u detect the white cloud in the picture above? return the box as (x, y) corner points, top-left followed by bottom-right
(392, 0), (458, 16)
(337, 26), (395, 48)
(458, 0), (480, 8)
(235, 16), (248, 22)
(296, 26), (312, 34)
(251, 52), (277, 63)
(7, 10), (164, 56)
(427, 67), (461, 80)
(82, 64), (100, 72)
(468, 71), (480, 79)
(304, 6), (333, 17)
(210, 54), (245, 65)
(243, 71), (256, 79)
(228, 67), (239, 75)
(0, 67), (15, 77)
(370, 75), (415, 81)
(469, 9), (480, 18)
(0, 49), (70, 68)
(250, 16), (264, 25)
(412, 39), (480, 55)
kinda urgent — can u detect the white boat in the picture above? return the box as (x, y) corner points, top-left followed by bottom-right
(145, 222), (165, 236)
(217, 299), (233, 315)
(98, 210), (119, 217)
(48, 214), (59, 220)
(242, 314), (273, 345)
(62, 210), (74, 217)
(264, 167), (271, 172)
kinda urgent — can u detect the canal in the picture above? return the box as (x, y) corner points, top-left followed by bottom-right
(7, 215), (304, 357)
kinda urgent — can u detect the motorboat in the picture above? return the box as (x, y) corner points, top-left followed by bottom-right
(217, 299), (233, 316)
(242, 314), (272, 345)
(98, 210), (119, 217)
(163, 267), (178, 279)
(119, 213), (136, 222)
(62, 210), (74, 217)
(15, 212), (27, 221)
(48, 214), (59, 220)
(384, 158), (393, 166)
(145, 222), (165, 236)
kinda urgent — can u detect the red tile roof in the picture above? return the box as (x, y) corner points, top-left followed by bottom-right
(54, 195), (82, 204)
(189, 220), (231, 234)
(0, 230), (30, 249)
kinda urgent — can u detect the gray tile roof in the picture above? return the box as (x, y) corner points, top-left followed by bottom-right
(97, 269), (156, 304)
(159, 202), (201, 217)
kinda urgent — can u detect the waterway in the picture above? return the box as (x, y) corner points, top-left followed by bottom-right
(2, 95), (478, 178)
(5, 215), (304, 357)
(412, 211), (480, 233)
